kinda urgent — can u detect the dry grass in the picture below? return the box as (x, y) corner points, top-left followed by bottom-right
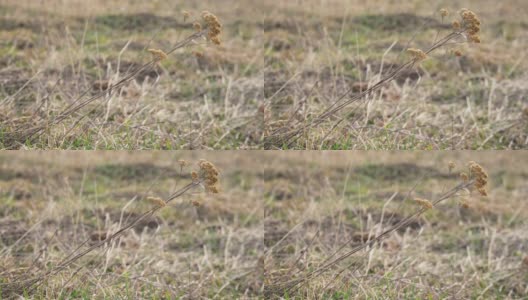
(0, 0), (264, 149)
(264, 0), (528, 149)
(0, 152), (264, 298)
(263, 152), (528, 298)
(2, 0), (528, 150)
(1, 152), (527, 298)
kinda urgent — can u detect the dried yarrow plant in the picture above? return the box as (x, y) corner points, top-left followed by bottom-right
(265, 8), (482, 148)
(0, 159), (219, 297)
(2, 11), (223, 149)
(266, 161), (489, 297)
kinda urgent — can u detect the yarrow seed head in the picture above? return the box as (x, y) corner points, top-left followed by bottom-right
(414, 197), (433, 210)
(460, 172), (469, 182)
(407, 48), (427, 61)
(147, 48), (168, 61)
(448, 161), (456, 172)
(201, 11), (222, 45)
(182, 10), (190, 22)
(440, 8), (449, 17)
(468, 161), (488, 196)
(193, 22), (202, 32)
(178, 159), (187, 167)
(147, 196), (166, 207)
(198, 159), (220, 193)
(458, 9), (481, 43)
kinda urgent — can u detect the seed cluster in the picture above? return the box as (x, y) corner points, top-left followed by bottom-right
(147, 48), (168, 61)
(469, 161), (488, 196)
(178, 159), (187, 168)
(147, 196), (166, 207)
(414, 197), (433, 210)
(182, 10), (190, 22)
(460, 9), (481, 43)
(407, 48), (427, 61)
(448, 161), (456, 172)
(202, 11), (222, 45)
(440, 8), (449, 18)
(460, 172), (469, 182)
(198, 159), (220, 193)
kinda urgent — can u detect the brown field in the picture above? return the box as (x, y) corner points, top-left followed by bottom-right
(263, 0), (528, 149)
(0, 0), (263, 149)
(1, 152), (527, 299)
(2, 0), (528, 299)
(263, 152), (528, 298)
(0, 152), (264, 298)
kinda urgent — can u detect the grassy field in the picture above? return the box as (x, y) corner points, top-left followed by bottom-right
(0, 0), (263, 149)
(3, 1), (527, 150)
(263, 0), (528, 149)
(0, 152), (263, 298)
(264, 152), (528, 298)
(1, 152), (527, 299)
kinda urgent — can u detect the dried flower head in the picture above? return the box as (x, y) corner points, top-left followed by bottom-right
(459, 9), (481, 43)
(414, 197), (433, 210)
(453, 49), (463, 57)
(147, 196), (166, 207)
(198, 159), (220, 193)
(468, 161), (488, 196)
(460, 172), (469, 182)
(201, 11), (222, 45)
(407, 48), (428, 61)
(147, 48), (168, 61)
(178, 159), (187, 173)
(448, 161), (456, 172)
(469, 35), (481, 43)
(191, 199), (202, 207)
(452, 20), (461, 30)
(440, 8), (449, 18)
(191, 171), (199, 182)
(193, 22), (202, 32)
(210, 36), (221, 45)
(193, 51), (204, 58)
(182, 10), (190, 22)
